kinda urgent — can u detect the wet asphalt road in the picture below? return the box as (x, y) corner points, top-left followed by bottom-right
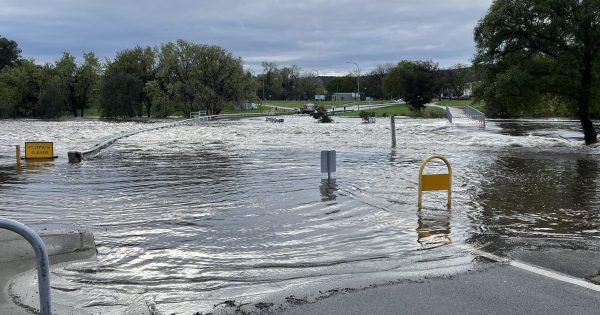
(280, 253), (600, 315)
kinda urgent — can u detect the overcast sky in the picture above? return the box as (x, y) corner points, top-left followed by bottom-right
(2, 0), (493, 75)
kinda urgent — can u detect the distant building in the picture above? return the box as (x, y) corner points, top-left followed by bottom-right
(315, 95), (326, 101)
(332, 93), (358, 101)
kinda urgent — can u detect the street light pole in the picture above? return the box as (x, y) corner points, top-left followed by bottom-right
(262, 69), (266, 105)
(346, 61), (360, 111)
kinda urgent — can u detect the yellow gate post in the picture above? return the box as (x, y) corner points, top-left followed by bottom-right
(418, 155), (452, 210)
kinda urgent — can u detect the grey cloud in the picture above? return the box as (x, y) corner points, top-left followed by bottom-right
(1, 0), (493, 74)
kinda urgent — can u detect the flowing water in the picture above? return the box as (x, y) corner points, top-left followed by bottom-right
(0, 116), (599, 314)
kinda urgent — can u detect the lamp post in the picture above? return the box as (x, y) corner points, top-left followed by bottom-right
(262, 69), (266, 105)
(346, 61), (360, 111)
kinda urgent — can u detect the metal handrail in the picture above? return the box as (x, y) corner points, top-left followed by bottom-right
(68, 113), (287, 163)
(465, 106), (485, 127)
(445, 105), (453, 123)
(0, 219), (51, 315)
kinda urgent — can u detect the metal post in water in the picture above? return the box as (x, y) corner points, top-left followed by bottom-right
(16, 145), (21, 172)
(0, 219), (52, 315)
(390, 116), (396, 148)
(68, 151), (82, 163)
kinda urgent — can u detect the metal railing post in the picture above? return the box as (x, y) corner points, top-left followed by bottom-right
(0, 219), (52, 315)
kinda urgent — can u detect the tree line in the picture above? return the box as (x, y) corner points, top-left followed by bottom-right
(0, 35), (473, 119)
(0, 38), (258, 119)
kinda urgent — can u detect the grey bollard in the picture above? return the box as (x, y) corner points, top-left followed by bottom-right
(390, 115), (396, 148)
(68, 151), (82, 164)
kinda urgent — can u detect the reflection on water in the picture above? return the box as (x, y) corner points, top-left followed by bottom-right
(470, 154), (600, 254)
(0, 118), (598, 313)
(23, 159), (56, 173)
(416, 209), (451, 249)
(320, 178), (338, 201)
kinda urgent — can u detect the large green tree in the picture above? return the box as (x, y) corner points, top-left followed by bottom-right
(0, 35), (21, 70)
(260, 62), (283, 100)
(155, 40), (250, 115)
(383, 60), (439, 109)
(0, 60), (45, 118)
(55, 52), (100, 117)
(100, 72), (143, 118)
(103, 46), (156, 117)
(326, 76), (355, 95)
(364, 63), (394, 100)
(474, 0), (600, 144)
(296, 73), (325, 100)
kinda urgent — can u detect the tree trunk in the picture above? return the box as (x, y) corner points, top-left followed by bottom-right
(578, 55), (597, 145)
(579, 111), (597, 145)
(145, 99), (151, 118)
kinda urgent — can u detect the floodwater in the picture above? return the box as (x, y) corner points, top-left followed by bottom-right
(0, 116), (599, 314)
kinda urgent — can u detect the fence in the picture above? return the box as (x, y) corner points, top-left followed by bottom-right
(190, 111), (207, 119)
(68, 112), (289, 163)
(445, 106), (453, 123)
(464, 106), (485, 127)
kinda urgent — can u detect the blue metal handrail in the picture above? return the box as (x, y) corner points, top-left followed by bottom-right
(0, 219), (51, 315)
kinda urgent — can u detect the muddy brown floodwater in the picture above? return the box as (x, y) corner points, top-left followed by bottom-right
(0, 116), (598, 313)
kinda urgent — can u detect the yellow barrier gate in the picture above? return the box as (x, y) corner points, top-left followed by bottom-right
(418, 155), (452, 210)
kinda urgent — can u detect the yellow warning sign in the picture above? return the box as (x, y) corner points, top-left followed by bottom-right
(421, 174), (450, 191)
(25, 142), (54, 159)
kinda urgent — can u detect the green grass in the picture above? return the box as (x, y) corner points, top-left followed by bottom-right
(436, 99), (486, 112)
(332, 104), (445, 118)
(220, 100), (388, 114)
(262, 100), (386, 108)
(220, 103), (292, 114)
(84, 105), (102, 117)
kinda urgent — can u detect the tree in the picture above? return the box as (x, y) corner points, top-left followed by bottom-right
(38, 77), (67, 118)
(438, 64), (472, 99)
(0, 60), (45, 118)
(326, 76), (355, 95)
(312, 105), (333, 123)
(55, 52), (100, 117)
(107, 46), (156, 117)
(0, 35), (21, 70)
(155, 40), (250, 115)
(100, 72), (143, 118)
(383, 60), (439, 109)
(280, 65), (301, 100)
(364, 63), (394, 100)
(474, 0), (600, 144)
(296, 73), (325, 100)
(261, 61), (283, 100)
